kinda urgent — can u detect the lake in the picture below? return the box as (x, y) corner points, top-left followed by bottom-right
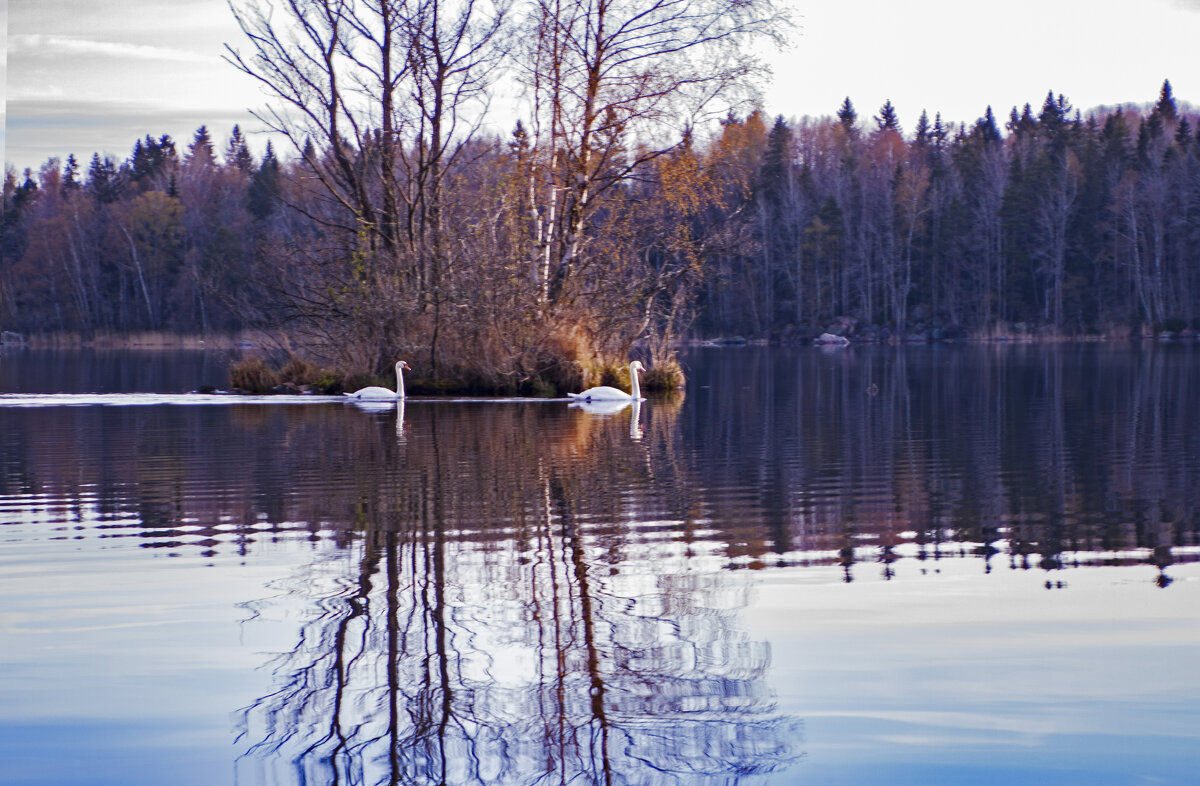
(1, 343), (1198, 785)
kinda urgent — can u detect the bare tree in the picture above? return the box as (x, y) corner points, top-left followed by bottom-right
(225, 0), (508, 371)
(517, 0), (789, 311)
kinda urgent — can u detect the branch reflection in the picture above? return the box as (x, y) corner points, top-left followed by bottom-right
(238, 401), (799, 784)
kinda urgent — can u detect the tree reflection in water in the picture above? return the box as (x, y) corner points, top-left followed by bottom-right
(237, 402), (801, 785)
(3, 346), (1196, 778)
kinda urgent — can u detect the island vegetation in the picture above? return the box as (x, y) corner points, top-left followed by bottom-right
(2, 0), (1198, 393)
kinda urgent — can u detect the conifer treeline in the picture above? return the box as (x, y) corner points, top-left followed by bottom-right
(1, 126), (280, 336)
(2, 82), (1198, 358)
(705, 81), (1200, 340)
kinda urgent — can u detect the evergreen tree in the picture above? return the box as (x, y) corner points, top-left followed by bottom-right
(760, 116), (793, 196)
(86, 153), (123, 203)
(186, 126), (216, 169)
(932, 113), (948, 151)
(225, 125), (255, 173)
(1038, 92), (1072, 138)
(1137, 114), (1163, 167)
(1008, 103), (1038, 138)
(508, 120), (531, 159)
(62, 154), (82, 191)
(1101, 110), (1133, 175)
(247, 141), (281, 220)
(874, 99), (901, 134)
(973, 107), (1001, 144)
(1153, 79), (1177, 123)
(128, 134), (178, 188)
(837, 97), (858, 134)
(914, 110), (931, 149)
(1173, 117), (1192, 150)
(16, 169), (38, 205)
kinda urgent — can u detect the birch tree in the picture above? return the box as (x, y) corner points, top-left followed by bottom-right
(517, 0), (788, 311)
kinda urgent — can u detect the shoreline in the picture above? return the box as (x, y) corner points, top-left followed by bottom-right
(1, 330), (285, 351)
(5, 328), (1198, 353)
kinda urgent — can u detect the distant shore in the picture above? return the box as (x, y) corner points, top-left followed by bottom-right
(4, 326), (1197, 354)
(1, 330), (286, 351)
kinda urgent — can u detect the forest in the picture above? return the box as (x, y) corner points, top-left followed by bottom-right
(2, 0), (1199, 392)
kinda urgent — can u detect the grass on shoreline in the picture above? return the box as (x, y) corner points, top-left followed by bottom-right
(9, 327), (1190, 397)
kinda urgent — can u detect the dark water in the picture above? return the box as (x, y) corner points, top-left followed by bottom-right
(1, 345), (1198, 785)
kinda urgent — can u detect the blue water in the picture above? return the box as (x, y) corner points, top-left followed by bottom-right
(1, 344), (1198, 784)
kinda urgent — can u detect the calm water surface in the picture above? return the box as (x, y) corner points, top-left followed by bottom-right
(1, 345), (1198, 785)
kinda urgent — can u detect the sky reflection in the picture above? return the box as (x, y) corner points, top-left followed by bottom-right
(1, 346), (1198, 784)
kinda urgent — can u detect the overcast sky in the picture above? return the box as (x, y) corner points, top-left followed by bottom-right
(5, 0), (1200, 174)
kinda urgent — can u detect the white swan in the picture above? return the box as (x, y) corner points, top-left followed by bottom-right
(568, 360), (645, 402)
(345, 360), (409, 400)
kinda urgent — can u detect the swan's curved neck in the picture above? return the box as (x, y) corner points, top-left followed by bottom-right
(629, 362), (641, 399)
(395, 364), (406, 399)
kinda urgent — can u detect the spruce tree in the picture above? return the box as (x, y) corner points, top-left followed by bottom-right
(837, 97), (858, 133)
(1173, 117), (1192, 150)
(128, 134), (178, 187)
(914, 110), (931, 149)
(62, 154), (81, 191)
(1153, 79), (1177, 123)
(247, 141), (281, 220)
(874, 99), (901, 133)
(186, 126), (216, 168)
(1009, 103), (1037, 138)
(87, 153), (123, 203)
(225, 125), (255, 173)
(974, 106), (1001, 144)
(761, 116), (792, 189)
(932, 113), (947, 150)
(1101, 109), (1132, 168)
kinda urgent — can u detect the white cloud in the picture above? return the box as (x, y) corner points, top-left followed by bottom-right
(8, 83), (66, 101)
(10, 34), (217, 64)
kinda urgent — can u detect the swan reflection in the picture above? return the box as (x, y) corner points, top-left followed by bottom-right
(346, 398), (407, 441)
(348, 398), (401, 414)
(568, 397), (643, 440)
(568, 398), (632, 415)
